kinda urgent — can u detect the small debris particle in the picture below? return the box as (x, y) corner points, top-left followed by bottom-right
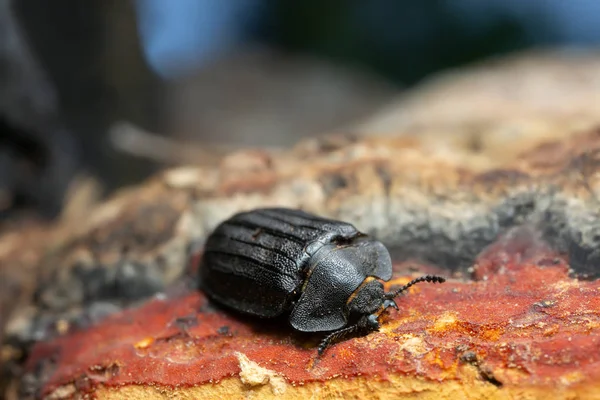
(431, 311), (458, 332)
(217, 325), (230, 335)
(398, 334), (428, 356)
(459, 350), (503, 387)
(134, 337), (154, 349)
(46, 383), (77, 399)
(55, 319), (70, 335)
(460, 351), (478, 363)
(172, 314), (198, 331)
(235, 352), (287, 395)
(532, 299), (557, 309)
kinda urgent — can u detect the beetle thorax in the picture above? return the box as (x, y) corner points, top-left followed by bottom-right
(346, 277), (385, 317)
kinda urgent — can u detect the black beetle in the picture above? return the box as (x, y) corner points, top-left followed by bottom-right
(198, 207), (445, 354)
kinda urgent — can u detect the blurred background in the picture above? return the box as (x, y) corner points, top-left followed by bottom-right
(1, 0), (600, 225)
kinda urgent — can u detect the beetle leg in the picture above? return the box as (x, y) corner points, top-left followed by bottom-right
(382, 299), (399, 311)
(373, 299), (398, 320)
(365, 314), (380, 329)
(317, 324), (361, 356)
(317, 313), (383, 356)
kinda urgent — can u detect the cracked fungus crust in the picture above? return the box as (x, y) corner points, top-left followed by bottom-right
(22, 240), (600, 399)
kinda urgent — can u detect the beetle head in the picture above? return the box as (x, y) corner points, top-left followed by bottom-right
(346, 277), (386, 319)
(348, 274), (446, 332)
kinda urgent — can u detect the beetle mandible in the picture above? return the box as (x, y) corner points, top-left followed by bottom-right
(198, 207), (445, 355)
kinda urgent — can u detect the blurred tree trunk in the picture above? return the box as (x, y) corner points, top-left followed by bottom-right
(14, 0), (164, 194)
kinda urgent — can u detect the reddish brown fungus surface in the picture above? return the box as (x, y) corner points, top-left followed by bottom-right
(24, 238), (600, 398)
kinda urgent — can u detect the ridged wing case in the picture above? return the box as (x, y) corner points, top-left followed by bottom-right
(199, 208), (359, 317)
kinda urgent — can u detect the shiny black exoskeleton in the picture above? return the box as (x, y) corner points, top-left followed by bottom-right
(199, 207), (445, 355)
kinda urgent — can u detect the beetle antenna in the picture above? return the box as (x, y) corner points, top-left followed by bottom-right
(384, 275), (445, 299)
(318, 324), (361, 356)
